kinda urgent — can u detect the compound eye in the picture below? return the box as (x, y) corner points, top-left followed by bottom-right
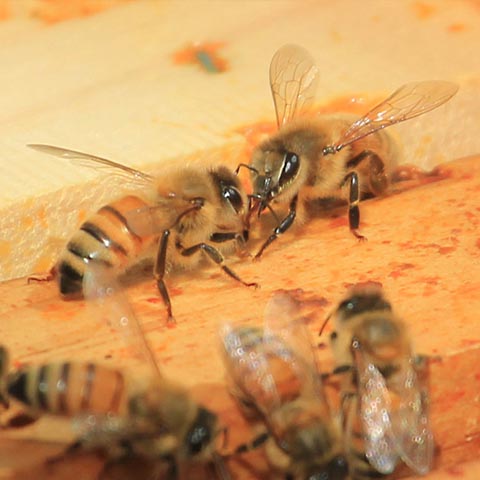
(223, 186), (244, 213)
(186, 424), (212, 455)
(327, 455), (349, 480)
(278, 152), (299, 188)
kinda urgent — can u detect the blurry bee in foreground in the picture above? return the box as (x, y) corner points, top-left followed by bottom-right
(28, 144), (257, 322)
(221, 292), (348, 480)
(326, 285), (433, 479)
(0, 269), (230, 480)
(247, 44), (458, 257)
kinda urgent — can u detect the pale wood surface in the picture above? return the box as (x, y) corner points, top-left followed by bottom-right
(1, 0), (480, 281)
(0, 155), (479, 478)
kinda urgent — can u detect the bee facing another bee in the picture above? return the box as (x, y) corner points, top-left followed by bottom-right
(28, 144), (257, 322)
(221, 292), (348, 480)
(247, 44), (458, 257)
(1, 268), (231, 480)
(326, 285), (434, 479)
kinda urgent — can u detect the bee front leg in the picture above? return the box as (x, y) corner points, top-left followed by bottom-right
(254, 195), (298, 259)
(178, 243), (258, 288)
(342, 172), (366, 241)
(210, 231), (251, 258)
(153, 230), (175, 323)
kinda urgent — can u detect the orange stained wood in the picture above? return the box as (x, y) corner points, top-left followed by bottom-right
(0, 156), (479, 478)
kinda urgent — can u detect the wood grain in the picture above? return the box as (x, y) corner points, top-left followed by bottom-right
(0, 155), (479, 478)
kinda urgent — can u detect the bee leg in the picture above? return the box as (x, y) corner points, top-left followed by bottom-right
(0, 412), (38, 429)
(320, 365), (356, 381)
(45, 439), (85, 465)
(342, 172), (366, 241)
(164, 457), (179, 480)
(254, 195), (298, 259)
(347, 149), (388, 196)
(210, 231), (251, 258)
(230, 431), (270, 455)
(178, 242), (258, 288)
(153, 230), (174, 323)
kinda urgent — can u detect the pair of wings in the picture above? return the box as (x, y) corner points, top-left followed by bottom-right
(28, 144), (198, 237)
(221, 291), (328, 416)
(350, 341), (433, 475)
(270, 44), (458, 151)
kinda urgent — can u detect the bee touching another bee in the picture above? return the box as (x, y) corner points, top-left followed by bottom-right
(247, 44), (458, 257)
(325, 285), (433, 479)
(0, 268), (231, 480)
(221, 292), (348, 480)
(28, 144), (257, 322)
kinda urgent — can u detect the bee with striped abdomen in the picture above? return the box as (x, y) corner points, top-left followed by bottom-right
(221, 291), (348, 480)
(28, 144), (257, 322)
(327, 285), (434, 479)
(1, 269), (231, 479)
(247, 44), (458, 257)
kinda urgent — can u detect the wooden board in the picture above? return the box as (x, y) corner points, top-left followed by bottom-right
(1, 0), (480, 281)
(0, 155), (479, 478)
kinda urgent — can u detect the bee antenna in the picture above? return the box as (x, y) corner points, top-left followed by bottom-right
(318, 312), (332, 336)
(235, 163), (259, 175)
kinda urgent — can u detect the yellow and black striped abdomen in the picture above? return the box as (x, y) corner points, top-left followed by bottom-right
(57, 195), (154, 296)
(7, 362), (128, 417)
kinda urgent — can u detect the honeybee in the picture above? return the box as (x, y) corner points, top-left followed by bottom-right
(327, 285), (433, 478)
(28, 144), (257, 322)
(221, 292), (348, 480)
(247, 44), (458, 257)
(1, 268), (231, 479)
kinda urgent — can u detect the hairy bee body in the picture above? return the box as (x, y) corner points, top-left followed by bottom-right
(0, 353), (222, 471)
(251, 115), (399, 219)
(28, 144), (255, 321)
(222, 298), (348, 480)
(330, 286), (433, 478)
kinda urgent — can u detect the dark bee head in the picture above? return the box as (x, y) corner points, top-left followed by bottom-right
(185, 406), (217, 457)
(336, 289), (391, 322)
(251, 149), (300, 214)
(305, 455), (349, 480)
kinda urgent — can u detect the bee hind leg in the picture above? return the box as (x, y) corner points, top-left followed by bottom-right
(44, 439), (85, 465)
(153, 230), (175, 323)
(342, 171), (366, 241)
(344, 150), (389, 241)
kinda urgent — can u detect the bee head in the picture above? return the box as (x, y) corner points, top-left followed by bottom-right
(251, 149), (300, 216)
(336, 286), (391, 322)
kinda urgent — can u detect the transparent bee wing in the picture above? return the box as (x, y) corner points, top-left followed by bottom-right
(389, 359), (434, 475)
(269, 44), (319, 127)
(353, 341), (398, 475)
(333, 81), (458, 151)
(27, 144), (154, 187)
(83, 266), (163, 382)
(262, 291), (325, 401)
(123, 198), (200, 237)
(221, 323), (281, 413)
